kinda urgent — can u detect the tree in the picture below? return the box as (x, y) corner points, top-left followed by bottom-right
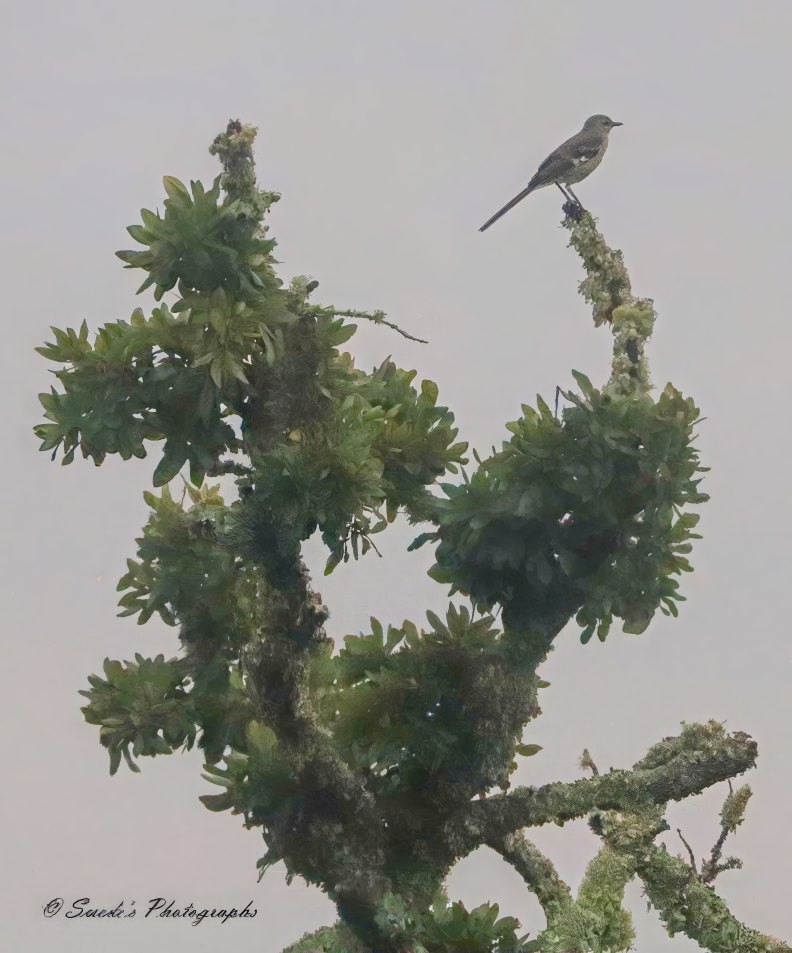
(35, 120), (789, 953)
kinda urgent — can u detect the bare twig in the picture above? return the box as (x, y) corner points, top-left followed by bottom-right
(307, 305), (429, 344)
(677, 828), (698, 876)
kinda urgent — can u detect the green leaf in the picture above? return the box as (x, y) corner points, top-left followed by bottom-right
(201, 771), (233, 788)
(198, 792), (234, 813)
(140, 208), (160, 230)
(425, 610), (447, 635)
(152, 445), (186, 487)
(162, 175), (190, 201)
(622, 616), (651, 635)
(324, 549), (342, 576)
(115, 249), (140, 265)
(571, 369), (594, 397)
(126, 224), (152, 244)
(188, 457), (206, 487)
(35, 424), (63, 451)
(333, 323), (357, 344)
(408, 531), (437, 552)
(384, 625), (403, 655)
(580, 623), (595, 644)
(516, 743), (543, 757)
(108, 748), (122, 776)
(427, 564), (453, 584)
(209, 358), (223, 389)
(421, 379), (439, 405)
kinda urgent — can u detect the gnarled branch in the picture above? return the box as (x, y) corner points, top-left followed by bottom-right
(442, 722), (757, 858)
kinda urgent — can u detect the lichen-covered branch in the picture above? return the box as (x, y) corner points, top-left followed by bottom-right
(442, 723), (757, 857)
(304, 304), (429, 344)
(595, 809), (792, 953)
(564, 210), (656, 397)
(701, 782), (751, 883)
(209, 118), (281, 223)
(241, 561), (393, 941)
(639, 845), (791, 953)
(525, 840), (637, 953)
(486, 831), (572, 919)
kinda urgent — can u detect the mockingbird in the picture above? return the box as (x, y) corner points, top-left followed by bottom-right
(479, 114), (622, 232)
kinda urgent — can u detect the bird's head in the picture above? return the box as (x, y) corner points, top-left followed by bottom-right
(584, 115), (623, 133)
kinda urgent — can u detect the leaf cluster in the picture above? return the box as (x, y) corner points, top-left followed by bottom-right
(312, 604), (542, 806)
(199, 723), (296, 841)
(376, 894), (524, 953)
(34, 303), (247, 483)
(228, 358), (467, 581)
(79, 654), (196, 775)
(428, 374), (707, 639)
(116, 482), (265, 641)
(116, 175), (278, 301)
(34, 172), (301, 485)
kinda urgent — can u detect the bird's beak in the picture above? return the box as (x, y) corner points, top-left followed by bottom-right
(610, 120), (623, 127)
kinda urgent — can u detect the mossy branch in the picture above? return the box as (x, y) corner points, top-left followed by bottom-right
(525, 840), (637, 953)
(442, 722), (757, 857)
(209, 118), (281, 223)
(595, 809), (792, 953)
(241, 560), (391, 922)
(564, 210), (655, 397)
(486, 831), (573, 919)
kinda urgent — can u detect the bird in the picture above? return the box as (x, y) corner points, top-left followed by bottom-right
(479, 115), (622, 232)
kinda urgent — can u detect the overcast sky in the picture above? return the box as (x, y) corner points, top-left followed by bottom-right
(3, 2), (791, 951)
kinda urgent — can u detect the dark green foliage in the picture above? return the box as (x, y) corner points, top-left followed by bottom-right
(357, 362), (468, 515)
(231, 356), (467, 579)
(116, 482), (264, 639)
(326, 605), (540, 800)
(429, 374), (707, 639)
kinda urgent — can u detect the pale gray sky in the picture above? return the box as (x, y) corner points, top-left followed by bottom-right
(3, 2), (791, 950)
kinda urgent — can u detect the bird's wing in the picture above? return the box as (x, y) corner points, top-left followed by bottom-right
(531, 136), (601, 186)
(530, 152), (576, 187)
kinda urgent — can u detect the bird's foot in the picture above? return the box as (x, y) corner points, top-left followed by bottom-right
(562, 199), (586, 222)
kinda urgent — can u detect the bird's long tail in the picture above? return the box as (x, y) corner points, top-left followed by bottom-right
(479, 182), (536, 232)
